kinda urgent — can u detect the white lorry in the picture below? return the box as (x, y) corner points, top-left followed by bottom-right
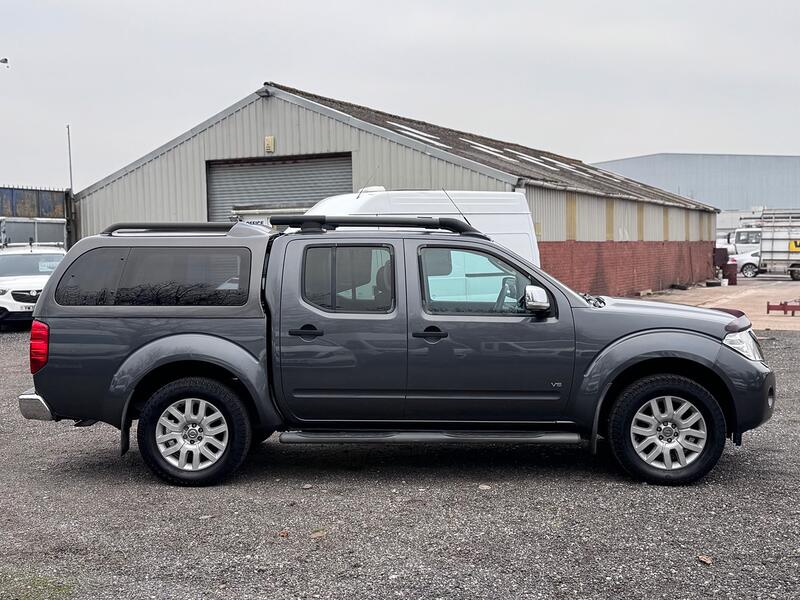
(718, 226), (762, 256)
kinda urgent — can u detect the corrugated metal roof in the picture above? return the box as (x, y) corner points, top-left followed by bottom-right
(265, 82), (716, 213)
(76, 82), (716, 213)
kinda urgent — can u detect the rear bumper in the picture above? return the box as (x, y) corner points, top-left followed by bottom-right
(18, 388), (53, 421)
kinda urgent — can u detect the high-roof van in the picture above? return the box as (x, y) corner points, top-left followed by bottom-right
(304, 188), (540, 266)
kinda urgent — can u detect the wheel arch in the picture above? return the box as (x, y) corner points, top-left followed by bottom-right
(591, 357), (736, 452)
(126, 360), (261, 427)
(108, 333), (282, 455)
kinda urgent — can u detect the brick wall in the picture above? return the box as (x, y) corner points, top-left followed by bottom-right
(538, 241), (714, 297)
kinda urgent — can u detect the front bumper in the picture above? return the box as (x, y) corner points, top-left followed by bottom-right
(18, 388), (53, 421)
(716, 347), (776, 437)
(0, 297), (36, 321)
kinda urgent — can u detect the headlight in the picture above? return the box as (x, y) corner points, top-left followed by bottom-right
(723, 330), (764, 361)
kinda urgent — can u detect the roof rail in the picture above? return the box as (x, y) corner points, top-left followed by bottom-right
(269, 215), (489, 239)
(101, 222), (234, 235)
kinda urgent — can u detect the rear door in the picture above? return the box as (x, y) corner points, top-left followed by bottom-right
(278, 237), (407, 423)
(404, 239), (575, 422)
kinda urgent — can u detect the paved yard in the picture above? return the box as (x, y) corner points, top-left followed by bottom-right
(0, 327), (798, 599)
(650, 275), (800, 331)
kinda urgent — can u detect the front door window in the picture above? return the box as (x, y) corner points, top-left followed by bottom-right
(419, 247), (532, 315)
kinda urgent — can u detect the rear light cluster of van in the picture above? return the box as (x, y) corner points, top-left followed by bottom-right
(30, 319), (49, 374)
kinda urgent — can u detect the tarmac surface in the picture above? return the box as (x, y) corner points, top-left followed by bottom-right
(0, 324), (798, 599)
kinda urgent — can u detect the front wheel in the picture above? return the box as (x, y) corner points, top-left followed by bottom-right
(790, 267), (800, 281)
(137, 377), (252, 486)
(608, 375), (726, 485)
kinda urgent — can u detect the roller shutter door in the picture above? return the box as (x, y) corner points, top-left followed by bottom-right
(207, 154), (353, 221)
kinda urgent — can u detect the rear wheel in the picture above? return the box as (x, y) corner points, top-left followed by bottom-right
(608, 375), (726, 485)
(790, 266), (800, 281)
(741, 263), (758, 278)
(137, 377), (252, 486)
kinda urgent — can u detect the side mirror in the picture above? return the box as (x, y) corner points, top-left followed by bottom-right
(524, 285), (550, 312)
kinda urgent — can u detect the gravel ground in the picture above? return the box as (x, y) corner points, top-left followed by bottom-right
(0, 328), (798, 599)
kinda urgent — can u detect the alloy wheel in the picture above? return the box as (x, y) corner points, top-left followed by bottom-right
(155, 398), (229, 471)
(741, 264), (758, 278)
(629, 395), (707, 470)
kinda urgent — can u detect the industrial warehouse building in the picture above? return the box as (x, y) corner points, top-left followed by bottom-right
(75, 83), (717, 296)
(594, 153), (800, 237)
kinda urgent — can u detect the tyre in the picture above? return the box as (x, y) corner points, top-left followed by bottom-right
(137, 376), (252, 486)
(608, 375), (726, 485)
(790, 267), (800, 281)
(741, 263), (758, 278)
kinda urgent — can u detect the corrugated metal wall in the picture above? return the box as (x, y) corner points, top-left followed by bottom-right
(76, 94), (510, 236)
(524, 185), (715, 243)
(594, 153), (800, 211)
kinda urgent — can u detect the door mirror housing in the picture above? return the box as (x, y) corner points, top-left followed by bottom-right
(524, 285), (550, 312)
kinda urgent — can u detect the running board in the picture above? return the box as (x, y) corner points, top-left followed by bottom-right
(279, 431), (582, 444)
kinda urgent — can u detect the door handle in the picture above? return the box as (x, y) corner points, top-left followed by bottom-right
(412, 326), (448, 339)
(289, 325), (324, 337)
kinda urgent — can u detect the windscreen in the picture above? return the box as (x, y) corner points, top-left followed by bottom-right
(0, 253), (63, 277)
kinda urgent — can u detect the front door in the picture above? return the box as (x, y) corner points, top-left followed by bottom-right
(404, 240), (575, 423)
(278, 238), (407, 423)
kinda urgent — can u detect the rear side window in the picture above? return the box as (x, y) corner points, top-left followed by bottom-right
(303, 245), (394, 313)
(55, 247), (250, 307)
(55, 248), (129, 305)
(115, 248), (250, 306)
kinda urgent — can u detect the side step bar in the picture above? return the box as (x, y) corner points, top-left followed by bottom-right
(279, 431), (582, 444)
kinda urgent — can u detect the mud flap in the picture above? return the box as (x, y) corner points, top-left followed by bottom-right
(120, 420), (131, 456)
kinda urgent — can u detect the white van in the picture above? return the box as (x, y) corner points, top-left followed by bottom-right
(303, 188), (540, 266)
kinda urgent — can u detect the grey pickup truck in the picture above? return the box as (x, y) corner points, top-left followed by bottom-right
(18, 216), (775, 486)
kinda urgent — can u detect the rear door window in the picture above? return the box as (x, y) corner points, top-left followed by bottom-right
(302, 245), (394, 313)
(114, 248), (250, 306)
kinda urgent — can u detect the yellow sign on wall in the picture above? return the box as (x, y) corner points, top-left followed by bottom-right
(790, 240), (800, 253)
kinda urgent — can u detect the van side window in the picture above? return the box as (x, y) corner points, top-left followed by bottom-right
(114, 248), (250, 306)
(419, 247), (532, 315)
(55, 248), (130, 306)
(303, 245), (394, 313)
(735, 230), (761, 244)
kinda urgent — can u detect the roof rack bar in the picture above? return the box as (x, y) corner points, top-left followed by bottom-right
(268, 215), (489, 238)
(101, 222), (234, 235)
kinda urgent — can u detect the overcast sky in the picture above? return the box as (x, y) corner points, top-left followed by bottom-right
(2, 0), (799, 190)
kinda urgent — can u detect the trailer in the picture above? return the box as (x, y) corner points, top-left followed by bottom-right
(758, 209), (800, 281)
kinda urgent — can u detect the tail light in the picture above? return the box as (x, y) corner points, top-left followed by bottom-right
(30, 319), (49, 374)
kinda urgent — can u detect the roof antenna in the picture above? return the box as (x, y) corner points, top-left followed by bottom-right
(356, 168), (379, 200)
(441, 188), (473, 227)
